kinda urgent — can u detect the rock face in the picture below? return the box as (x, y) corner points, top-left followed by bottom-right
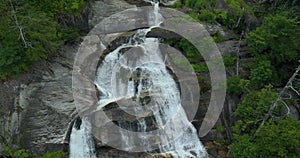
(0, 0), (259, 158)
(0, 45), (78, 154)
(18, 44), (79, 154)
(89, 0), (135, 29)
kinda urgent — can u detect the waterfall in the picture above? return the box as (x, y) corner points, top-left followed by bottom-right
(94, 1), (208, 157)
(69, 118), (97, 158)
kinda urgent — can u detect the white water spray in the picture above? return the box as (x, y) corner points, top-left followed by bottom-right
(69, 118), (97, 158)
(94, 1), (207, 157)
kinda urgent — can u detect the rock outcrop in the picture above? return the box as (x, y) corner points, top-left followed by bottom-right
(0, 0), (257, 157)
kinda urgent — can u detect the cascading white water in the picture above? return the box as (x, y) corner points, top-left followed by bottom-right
(94, 1), (207, 158)
(69, 118), (97, 158)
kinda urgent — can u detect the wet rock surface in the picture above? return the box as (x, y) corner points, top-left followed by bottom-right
(0, 0), (254, 157)
(19, 45), (78, 154)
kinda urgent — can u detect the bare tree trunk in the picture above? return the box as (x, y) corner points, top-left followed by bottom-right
(8, 0), (31, 48)
(254, 64), (300, 138)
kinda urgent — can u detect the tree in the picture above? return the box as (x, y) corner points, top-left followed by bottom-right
(230, 118), (300, 158)
(0, 0), (84, 80)
(249, 59), (272, 88)
(233, 86), (277, 134)
(246, 13), (300, 85)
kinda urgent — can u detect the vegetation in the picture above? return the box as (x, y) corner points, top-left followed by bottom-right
(0, 147), (67, 158)
(223, 54), (236, 67)
(0, 146), (30, 158)
(230, 118), (300, 158)
(0, 128), (67, 158)
(172, 0), (252, 31)
(233, 86), (278, 134)
(227, 76), (248, 95)
(249, 59), (272, 88)
(0, 0), (86, 80)
(176, 1), (300, 158)
(247, 13), (300, 85)
(229, 0), (300, 157)
(36, 151), (68, 158)
(163, 39), (208, 73)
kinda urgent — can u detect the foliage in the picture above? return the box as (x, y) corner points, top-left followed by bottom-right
(0, 6), (62, 79)
(227, 76), (248, 95)
(192, 63), (208, 73)
(36, 151), (68, 158)
(164, 39), (203, 63)
(247, 14), (300, 63)
(234, 86), (277, 134)
(0, 0), (84, 80)
(198, 76), (210, 93)
(261, 0), (300, 15)
(164, 39), (209, 73)
(181, 0), (215, 9)
(230, 118), (300, 158)
(225, 0), (251, 16)
(30, 0), (85, 17)
(229, 134), (259, 158)
(249, 59), (272, 88)
(197, 9), (218, 23)
(223, 54), (236, 67)
(172, 1), (300, 158)
(0, 146), (30, 158)
(0, 145), (67, 158)
(247, 13), (300, 85)
(174, 0), (252, 30)
(216, 125), (225, 133)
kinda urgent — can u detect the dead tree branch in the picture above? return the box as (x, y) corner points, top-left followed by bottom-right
(254, 64), (300, 137)
(8, 0), (31, 48)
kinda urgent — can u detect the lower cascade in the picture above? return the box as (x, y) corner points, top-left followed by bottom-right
(69, 118), (97, 158)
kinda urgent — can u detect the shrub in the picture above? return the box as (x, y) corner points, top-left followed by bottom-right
(247, 13), (300, 84)
(230, 118), (300, 158)
(36, 151), (68, 158)
(0, 10), (62, 80)
(30, 0), (85, 17)
(249, 59), (272, 88)
(223, 54), (236, 67)
(247, 14), (300, 63)
(227, 76), (244, 95)
(234, 86), (277, 134)
(0, 0), (84, 80)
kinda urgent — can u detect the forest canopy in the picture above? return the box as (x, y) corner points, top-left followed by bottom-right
(0, 0), (86, 80)
(173, 0), (300, 157)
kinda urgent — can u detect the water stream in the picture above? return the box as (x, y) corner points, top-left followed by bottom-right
(69, 118), (97, 158)
(69, 1), (207, 158)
